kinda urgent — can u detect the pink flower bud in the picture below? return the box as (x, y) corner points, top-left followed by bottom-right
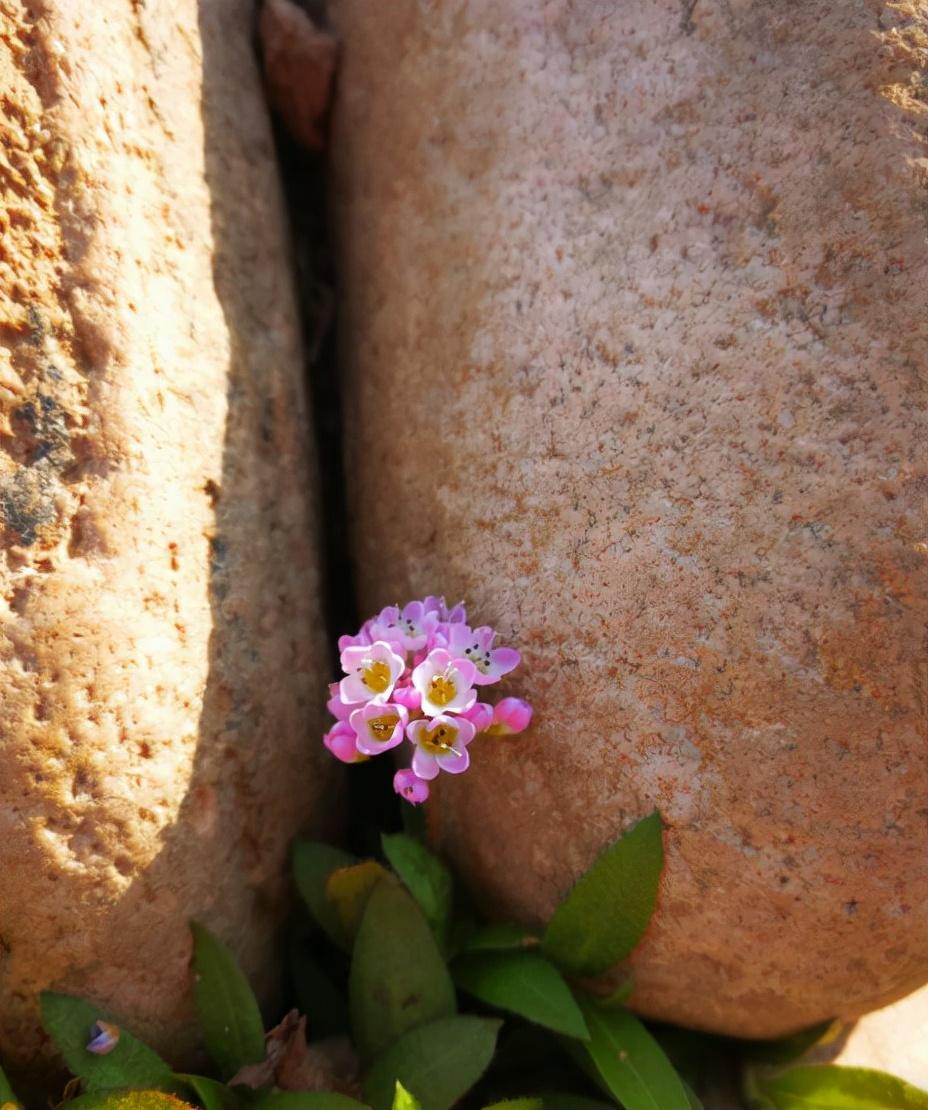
(324, 721), (366, 763)
(488, 697), (533, 736)
(462, 701), (494, 732)
(394, 768), (430, 805)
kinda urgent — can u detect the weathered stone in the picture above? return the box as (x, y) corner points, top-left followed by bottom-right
(331, 0), (928, 1036)
(0, 0), (336, 1068)
(259, 0), (337, 153)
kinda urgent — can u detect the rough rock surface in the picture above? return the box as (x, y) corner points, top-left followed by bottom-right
(331, 0), (928, 1036)
(0, 0), (335, 1067)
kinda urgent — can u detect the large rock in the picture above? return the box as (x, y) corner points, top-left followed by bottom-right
(0, 0), (335, 1067)
(331, 0), (928, 1036)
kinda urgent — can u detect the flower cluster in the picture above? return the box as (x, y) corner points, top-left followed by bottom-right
(323, 598), (532, 804)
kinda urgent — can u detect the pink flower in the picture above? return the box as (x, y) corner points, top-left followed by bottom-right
(407, 714), (476, 779)
(327, 683), (352, 722)
(394, 768), (430, 805)
(324, 721), (366, 764)
(423, 596), (467, 624)
(488, 696), (533, 736)
(350, 701), (409, 756)
(392, 684), (422, 712)
(444, 600), (468, 624)
(412, 648), (477, 717)
(461, 701), (494, 732)
(339, 641), (406, 705)
(371, 601), (440, 653)
(448, 623), (521, 686)
(338, 620), (373, 652)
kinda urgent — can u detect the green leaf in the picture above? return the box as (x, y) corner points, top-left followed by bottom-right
(746, 1065), (928, 1109)
(598, 981), (635, 1008)
(252, 1094), (368, 1110)
(381, 834), (454, 951)
(542, 812), (663, 977)
(683, 1081), (705, 1110)
(66, 1094), (193, 1110)
(575, 997), (689, 1110)
(350, 880), (456, 1060)
(293, 840), (358, 950)
(327, 860), (393, 939)
(742, 1020), (840, 1067)
(482, 1101), (543, 1110)
(458, 924), (541, 955)
(176, 1075), (243, 1110)
(362, 1016), (500, 1110)
(40, 992), (172, 1093)
(0, 1062), (19, 1106)
(190, 921), (265, 1080)
(393, 1081), (423, 1110)
(454, 952), (589, 1039)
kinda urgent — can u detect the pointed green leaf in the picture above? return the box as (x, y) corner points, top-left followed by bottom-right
(381, 834), (453, 951)
(252, 1094), (368, 1110)
(176, 1075), (243, 1110)
(190, 921), (265, 1080)
(576, 998), (689, 1110)
(349, 881), (456, 1060)
(746, 1065), (928, 1109)
(393, 1081), (422, 1110)
(458, 924), (540, 955)
(683, 1082), (705, 1110)
(0, 1062), (19, 1106)
(362, 1016), (501, 1110)
(327, 860), (393, 939)
(454, 952), (589, 1040)
(40, 992), (172, 1093)
(66, 1094), (193, 1110)
(543, 812), (663, 977)
(293, 840), (358, 950)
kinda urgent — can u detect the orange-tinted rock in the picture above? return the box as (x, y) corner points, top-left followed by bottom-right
(259, 0), (337, 152)
(331, 0), (928, 1036)
(0, 0), (336, 1067)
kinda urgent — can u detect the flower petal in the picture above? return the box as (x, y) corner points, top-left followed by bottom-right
(412, 747), (441, 780)
(436, 747), (470, 774)
(473, 646), (521, 686)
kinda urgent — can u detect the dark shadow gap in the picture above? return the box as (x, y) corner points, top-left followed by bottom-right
(256, 6), (403, 850)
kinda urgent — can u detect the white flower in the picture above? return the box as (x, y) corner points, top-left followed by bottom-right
(339, 640), (406, 705)
(411, 648), (477, 717)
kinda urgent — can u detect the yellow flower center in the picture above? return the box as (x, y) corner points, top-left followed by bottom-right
(428, 673), (457, 707)
(366, 713), (399, 742)
(419, 721), (459, 756)
(362, 660), (391, 694)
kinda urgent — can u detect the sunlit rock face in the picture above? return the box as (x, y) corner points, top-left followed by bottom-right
(0, 0), (336, 1067)
(331, 0), (928, 1036)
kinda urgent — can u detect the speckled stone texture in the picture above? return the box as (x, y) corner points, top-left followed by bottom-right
(0, 0), (336, 1068)
(331, 0), (928, 1036)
